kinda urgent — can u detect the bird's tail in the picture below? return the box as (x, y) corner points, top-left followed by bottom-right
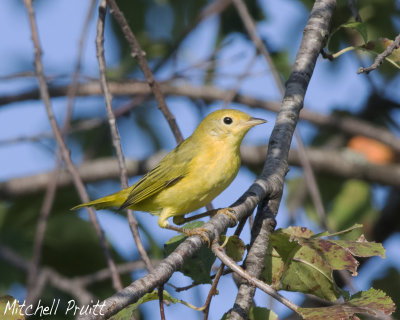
(71, 192), (124, 211)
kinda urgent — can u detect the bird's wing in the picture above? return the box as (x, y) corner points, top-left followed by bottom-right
(119, 140), (194, 210)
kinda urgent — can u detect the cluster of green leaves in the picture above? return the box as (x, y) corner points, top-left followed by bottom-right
(113, 223), (394, 319)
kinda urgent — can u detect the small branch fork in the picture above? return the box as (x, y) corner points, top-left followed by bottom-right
(23, 0), (122, 292)
(358, 33), (400, 74)
(211, 240), (299, 313)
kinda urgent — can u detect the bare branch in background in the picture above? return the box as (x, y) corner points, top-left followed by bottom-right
(96, 0), (154, 273)
(0, 244), (94, 305)
(106, 0), (183, 143)
(3, 146), (400, 199)
(23, 0), (122, 291)
(25, 0), (97, 306)
(2, 82), (399, 152)
(232, 0), (284, 95)
(153, 0), (233, 72)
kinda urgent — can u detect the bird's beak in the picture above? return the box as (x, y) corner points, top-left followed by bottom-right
(246, 117), (267, 127)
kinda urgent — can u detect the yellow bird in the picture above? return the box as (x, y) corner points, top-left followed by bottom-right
(72, 109), (266, 237)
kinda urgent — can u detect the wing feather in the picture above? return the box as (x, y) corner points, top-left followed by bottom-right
(119, 140), (194, 210)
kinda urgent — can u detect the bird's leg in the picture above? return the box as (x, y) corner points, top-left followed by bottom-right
(172, 207), (238, 225)
(173, 211), (213, 225)
(159, 210), (210, 246)
(164, 224), (210, 246)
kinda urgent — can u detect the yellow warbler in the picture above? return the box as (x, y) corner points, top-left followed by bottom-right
(72, 109), (266, 236)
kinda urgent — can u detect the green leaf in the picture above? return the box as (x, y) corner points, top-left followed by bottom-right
(265, 228), (342, 301)
(298, 289), (395, 319)
(249, 307), (278, 320)
(328, 180), (375, 231)
(340, 22), (368, 43)
(220, 235), (246, 262)
(164, 221), (216, 284)
(0, 295), (25, 320)
(373, 267), (400, 319)
(331, 235), (385, 259)
(263, 226), (386, 300)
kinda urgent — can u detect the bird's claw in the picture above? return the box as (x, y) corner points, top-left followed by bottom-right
(216, 208), (238, 225)
(183, 227), (211, 247)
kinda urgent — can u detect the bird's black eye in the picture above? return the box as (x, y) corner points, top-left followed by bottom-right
(223, 117), (233, 125)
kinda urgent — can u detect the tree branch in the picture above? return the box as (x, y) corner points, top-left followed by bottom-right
(229, 0), (337, 318)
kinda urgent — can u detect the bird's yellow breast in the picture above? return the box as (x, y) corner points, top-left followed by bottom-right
(136, 139), (241, 216)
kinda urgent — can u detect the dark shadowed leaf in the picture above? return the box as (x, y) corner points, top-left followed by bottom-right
(164, 221), (216, 284)
(298, 289), (395, 320)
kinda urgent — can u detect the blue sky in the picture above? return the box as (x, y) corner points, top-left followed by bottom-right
(1, 0), (399, 319)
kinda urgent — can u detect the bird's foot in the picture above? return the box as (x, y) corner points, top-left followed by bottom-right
(164, 224), (211, 246)
(215, 208), (238, 225)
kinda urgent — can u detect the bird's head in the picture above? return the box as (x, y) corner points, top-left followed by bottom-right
(193, 109), (267, 146)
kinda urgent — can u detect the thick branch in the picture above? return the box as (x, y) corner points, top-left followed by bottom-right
(230, 0), (337, 318)
(1, 82), (399, 153)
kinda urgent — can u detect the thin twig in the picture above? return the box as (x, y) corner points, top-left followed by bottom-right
(96, 0), (154, 273)
(211, 240), (299, 313)
(23, 0), (122, 291)
(232, 0), (284, 96)
(202, 263), (225, 320)
(26, 162), (60, 305)
(223, 52), (258, 107)
(158, 285), (166, 320)
(106, 0), (183, 143)
(152, 0), (233, 73)
(295, 131), (329, 230)
(358, 33), (400, 74)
